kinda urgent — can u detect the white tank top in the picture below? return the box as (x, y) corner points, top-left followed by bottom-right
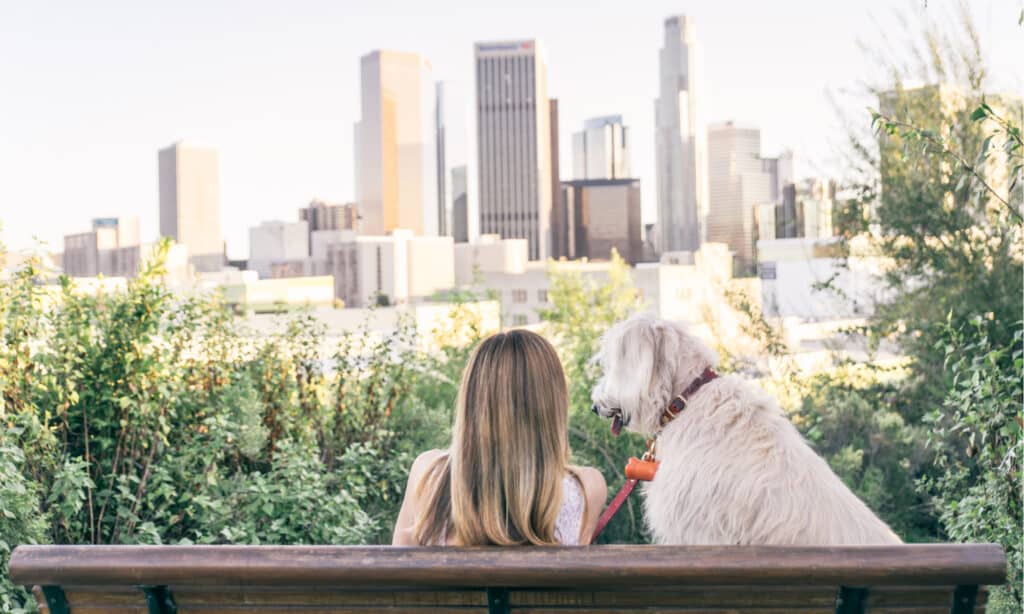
(440, 474), (586, 545)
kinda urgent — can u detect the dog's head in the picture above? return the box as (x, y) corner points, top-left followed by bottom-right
(591, 313), (718, 437)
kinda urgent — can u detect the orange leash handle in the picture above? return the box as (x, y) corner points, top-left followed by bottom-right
(625, 457), (659, 481)
(589, 457), (659, 544)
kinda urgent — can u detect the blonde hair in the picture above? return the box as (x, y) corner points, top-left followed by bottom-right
(413, 329), (570, 546)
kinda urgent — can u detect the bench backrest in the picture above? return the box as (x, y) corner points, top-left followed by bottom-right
(9, 543), (1005, 613)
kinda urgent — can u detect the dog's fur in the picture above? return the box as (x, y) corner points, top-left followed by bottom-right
(591, 313), (901, 545)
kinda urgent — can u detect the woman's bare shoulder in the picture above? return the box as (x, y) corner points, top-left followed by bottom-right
(410, 449), (447, 481)
(571, 465), (608, 506)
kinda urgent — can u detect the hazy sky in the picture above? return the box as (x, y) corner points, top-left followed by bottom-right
(1, 0), (1021, 259)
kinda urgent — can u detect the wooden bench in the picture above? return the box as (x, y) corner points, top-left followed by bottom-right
(9, 544), (1005, 613)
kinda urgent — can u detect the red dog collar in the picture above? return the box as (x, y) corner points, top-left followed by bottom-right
(659, 367), (718, 427)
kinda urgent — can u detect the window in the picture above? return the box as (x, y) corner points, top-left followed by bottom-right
(511, 289), (528, 304)
(512, 314), (528, 326)
(537, 289), (548, 303)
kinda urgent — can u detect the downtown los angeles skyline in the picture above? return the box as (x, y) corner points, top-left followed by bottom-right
(1, 0), (1022, 259)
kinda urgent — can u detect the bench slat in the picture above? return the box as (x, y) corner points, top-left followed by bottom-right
(9, 544), (1007, 588)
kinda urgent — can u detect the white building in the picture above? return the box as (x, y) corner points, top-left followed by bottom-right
(327, 230), (455, 308)
(475, 40), (553, 260)
(453, 234), (529, 287)
(354, 50), (437, 237)
(655, 15), (708, 253)
(757, 237), (892, 320)
(706, 122), (773, 274)
(466, 241), (743, 331)
(572, 115), (630, 180)
(248, 221), (310, 279)
(435, 81), (477, 243)
(243, 300), (501, 355)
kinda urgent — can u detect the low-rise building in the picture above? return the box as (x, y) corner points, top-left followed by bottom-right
(757, 236), (893, 320)
(249, 220), (309, 278)
(327, 230), (455, 307)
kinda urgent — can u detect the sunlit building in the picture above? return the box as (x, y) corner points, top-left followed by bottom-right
(355, 50), (437, 236)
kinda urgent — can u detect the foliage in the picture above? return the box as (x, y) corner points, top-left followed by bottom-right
(0, 242), (485, 604)
(835, 5), (1023, 609)
(920, 319), (1023, 610)
(838, 4), (1023, 410)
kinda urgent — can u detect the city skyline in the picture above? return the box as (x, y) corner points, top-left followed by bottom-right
(1, 0), (1021, 258)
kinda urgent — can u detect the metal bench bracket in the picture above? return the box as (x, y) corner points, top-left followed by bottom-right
(951, 585), (978, 614)
(40, 586), (70, 614)
(487, 587), (510, 614)
(835, 586), (869, 614)
(139, 585), (177, 614)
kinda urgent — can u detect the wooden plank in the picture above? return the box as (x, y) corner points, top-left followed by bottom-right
(510, 587), (837, 607)
(7, 544), (1007, 588)
(171, 587), (486, 607)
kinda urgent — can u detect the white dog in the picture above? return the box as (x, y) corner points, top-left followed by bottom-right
(591, 313), (901, 545)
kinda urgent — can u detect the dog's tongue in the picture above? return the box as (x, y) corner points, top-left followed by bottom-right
(611, 415), (623, 436)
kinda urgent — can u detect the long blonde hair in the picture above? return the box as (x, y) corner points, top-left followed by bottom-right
(413, 329), (570, 545)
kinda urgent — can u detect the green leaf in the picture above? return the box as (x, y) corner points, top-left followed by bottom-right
(970, 106), (987, 122)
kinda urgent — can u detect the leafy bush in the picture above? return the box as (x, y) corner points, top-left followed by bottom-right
(920, 319), (1022, 611)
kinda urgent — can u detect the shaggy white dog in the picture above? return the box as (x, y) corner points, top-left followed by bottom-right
(591, 313), (901, 545)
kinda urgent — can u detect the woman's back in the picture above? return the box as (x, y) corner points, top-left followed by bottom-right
(394, 450), (606, 546)
(390, 330), (607, 547)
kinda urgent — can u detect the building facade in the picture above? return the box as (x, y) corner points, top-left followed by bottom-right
(298, 199), (357, 253)
(655, 16), (708, 254)
(706, 122), (773, 274)
(435, 81), (476, 243)
(248, 220), (310, 279)
(560, 179), (643, 264)
(354, 50), (437, 237)
(572, 115), (630, 180)
(327, 230), (454, 307)
(475, 40), (553, 261)
(63, 217), (141, 277)
(158, 142), (223, 272)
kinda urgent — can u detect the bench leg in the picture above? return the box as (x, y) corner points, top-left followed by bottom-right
(487, 587), (510, 614)
(951, 585), (978, 614)
(139, 585), (178, 614)
(835, 586), (868, 614)
(40, 586), (70, 614)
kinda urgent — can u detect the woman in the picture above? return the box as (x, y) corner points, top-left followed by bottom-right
(392, 329), (607, 546)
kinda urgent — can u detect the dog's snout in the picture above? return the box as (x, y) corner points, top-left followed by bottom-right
(591, 404), (600, 415)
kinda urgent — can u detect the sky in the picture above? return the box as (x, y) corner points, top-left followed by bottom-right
(1, 0), (1021, 259)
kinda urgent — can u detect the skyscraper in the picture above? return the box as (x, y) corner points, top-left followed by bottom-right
(475, 40), (553, 261)
(158, 142), (223, 272)
(435, 81), (476, 243)
(354, 50), (437, 237)
(655, 15), (708, 254)
(706, 122), (772, 274)
(572, 115), (631, 180)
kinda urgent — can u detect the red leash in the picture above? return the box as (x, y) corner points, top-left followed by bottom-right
(589, 478), (640, 544)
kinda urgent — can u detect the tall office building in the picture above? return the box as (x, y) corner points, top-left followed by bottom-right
(654, 16), (708, 253)
(158, 142), (223, 272)
(572, 115), (631, 180)
(475, 40), (553, 261)
(706, 122), (773, 274)
(354, 50), (437, 237)
(435, 81), (476, 243)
